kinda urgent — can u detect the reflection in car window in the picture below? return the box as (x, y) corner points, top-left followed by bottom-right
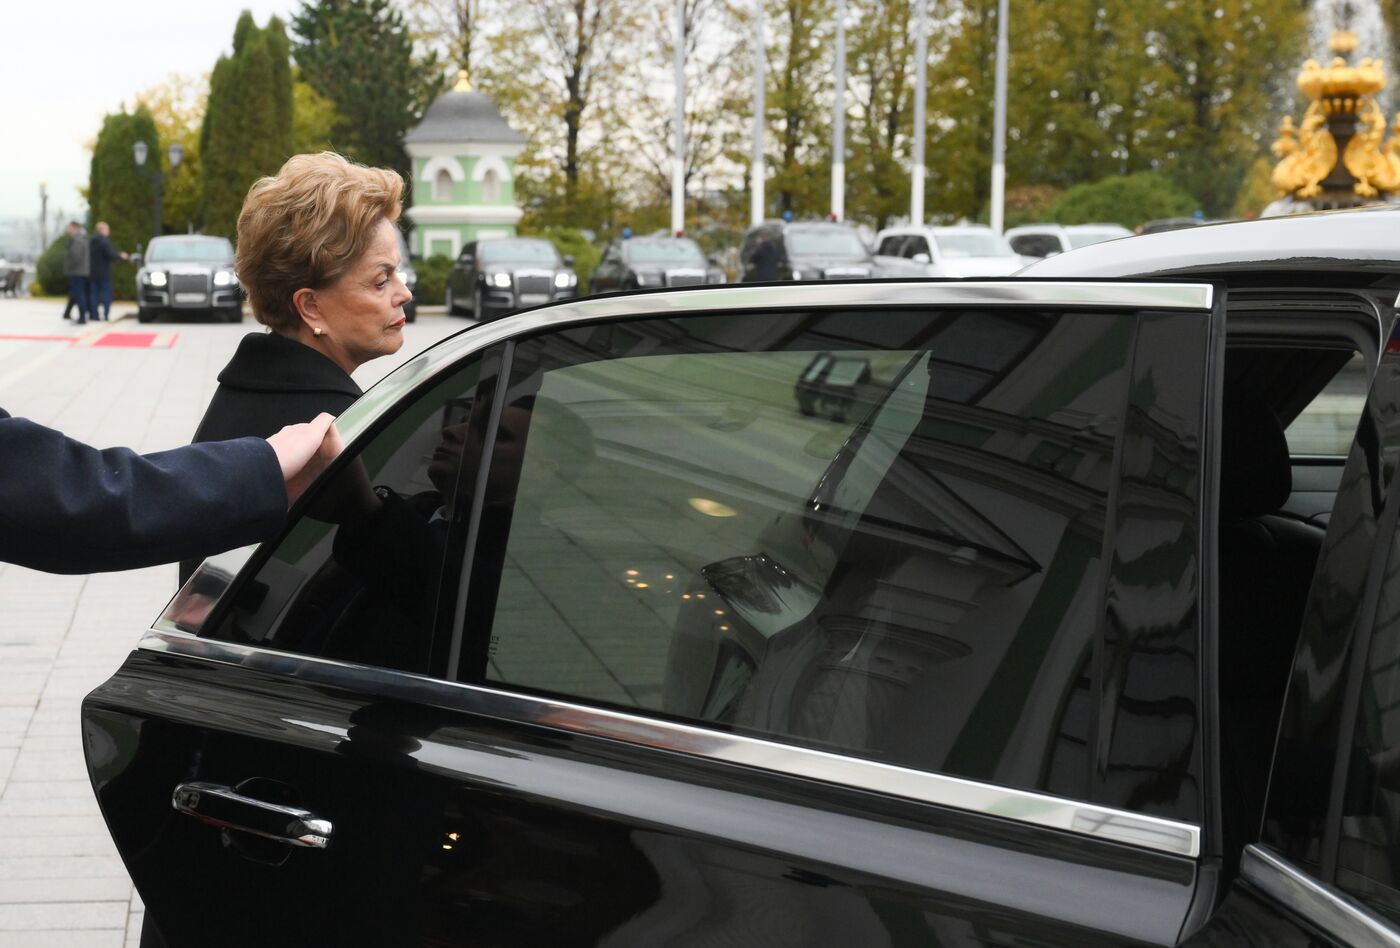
(186, 360), (483, 674)
(1337, 513), (1400, 922)
(1285, 351), (1367, 456)
(146, 238), (234, 262)
(468, 309), (1136, 800)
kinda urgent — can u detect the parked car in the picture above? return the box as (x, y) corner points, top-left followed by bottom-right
(589, 236), (725, 292)
(872, 224), (1026, 277)
(395, 229), (417, 323)
(135, 235), (241, 323)
(444, 237), (578, 321)
(738, 219), (876, 281)
(86, 206), (1400, 946)
(1004, 222), (1132, 258)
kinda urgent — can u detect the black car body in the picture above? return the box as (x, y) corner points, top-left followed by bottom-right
(739, 220), (877, 281)
(444, 237), (578, 320)
(135, 235), (242, 323)
(85, 207), (1400, 946)
(590, 236), (725, 292)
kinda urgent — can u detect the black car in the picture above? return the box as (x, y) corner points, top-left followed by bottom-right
(85, 207), (1400, 946)
(135, 235), (242, 323)
(395, 229), (417, 323)
(739, 219), (877, 281)
(590, 236), (725, 292)
(444, 237), (578, 320)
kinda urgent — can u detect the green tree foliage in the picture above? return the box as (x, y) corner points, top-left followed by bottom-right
(136, 73), (206, 235)
(88, 105), (160, 297)
(201, 12), (295, 238)
(1044, 172), (1198, 228)
(766, 0), (834, 216)
(846, 0), (916, 228)
(291, 73), (344, 154)
(292, 0), (445, 189)
(928, 0), (1304, 220)
(1232, 153), (1279, 219)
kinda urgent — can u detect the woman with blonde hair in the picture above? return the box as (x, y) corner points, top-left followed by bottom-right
(180, 152), (413, 582)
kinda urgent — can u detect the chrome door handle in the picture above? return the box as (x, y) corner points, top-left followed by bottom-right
(172, 782), (333, 849)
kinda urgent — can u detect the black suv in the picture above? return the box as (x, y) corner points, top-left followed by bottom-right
(135, 235), (241, 323)
(86, 207), (1400, 947)
(739, 219), (876, 281)
(589, 236), (725, 292)
(444, 237), (578, 320)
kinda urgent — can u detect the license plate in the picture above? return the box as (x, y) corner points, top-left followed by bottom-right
(519, 293), (549, 305)
(175, 292), (207, 303)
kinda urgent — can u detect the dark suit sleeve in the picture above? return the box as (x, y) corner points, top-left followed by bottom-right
(0, 412), (288, 574)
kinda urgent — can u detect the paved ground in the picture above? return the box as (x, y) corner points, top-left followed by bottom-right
(0, 296), (462, 946)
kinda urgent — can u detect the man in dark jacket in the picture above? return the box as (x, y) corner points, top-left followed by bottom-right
(0, 409), (339, 574)
(88, 222), (127, 322)
(61, 222), (90, 322)
(748, 232), (780, 282)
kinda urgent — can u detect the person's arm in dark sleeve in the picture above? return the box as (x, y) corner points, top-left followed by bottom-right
(0, 413), (287, 574)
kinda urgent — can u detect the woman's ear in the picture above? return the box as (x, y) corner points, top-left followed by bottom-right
(292, 287), (323, 332)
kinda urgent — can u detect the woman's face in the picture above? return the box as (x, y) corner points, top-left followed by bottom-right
(302, 219), (411, 373)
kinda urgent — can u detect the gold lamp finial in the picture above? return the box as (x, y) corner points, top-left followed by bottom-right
(454, 69), (472, 92)
(1331, 29), (1360, 56)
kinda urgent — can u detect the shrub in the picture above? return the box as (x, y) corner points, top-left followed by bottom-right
(36, 234), (70, 297)
(1045, 172), (1199, 229)
(414, 254), (451, 306)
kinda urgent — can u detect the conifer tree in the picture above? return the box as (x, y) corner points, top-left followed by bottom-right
(200, 12), (295, 239)
(87, 106), (160, 295)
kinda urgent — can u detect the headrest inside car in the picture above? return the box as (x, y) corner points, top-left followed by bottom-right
(1220, 390), (1292, 520)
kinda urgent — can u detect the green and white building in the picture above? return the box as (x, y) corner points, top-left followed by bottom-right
(405, 72), (526, 260)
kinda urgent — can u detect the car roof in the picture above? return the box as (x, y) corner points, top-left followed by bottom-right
(1020, 205), (1400, 279)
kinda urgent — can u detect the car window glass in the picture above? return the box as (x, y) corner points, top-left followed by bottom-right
(904, 236), (931, 258)
(877, 236), (904, 256)
(1285, 351), (1368, 456)
(786, 228), (868, 257)
(1336, 503), (1400, 922)
(147, 238), (233, 263)
(179, 360), (484, 675)
(481, 240), (558, 265)
(465, 308), (1137, 799)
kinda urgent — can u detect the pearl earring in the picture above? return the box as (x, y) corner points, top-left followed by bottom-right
(313, 327), (324, 337)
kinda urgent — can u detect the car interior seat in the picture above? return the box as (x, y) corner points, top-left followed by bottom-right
(1216, 388), (1326, 870)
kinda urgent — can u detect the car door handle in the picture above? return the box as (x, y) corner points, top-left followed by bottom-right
(172, 782), (333, 850)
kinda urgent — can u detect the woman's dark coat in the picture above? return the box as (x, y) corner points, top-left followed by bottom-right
(180, 331), (361, 582)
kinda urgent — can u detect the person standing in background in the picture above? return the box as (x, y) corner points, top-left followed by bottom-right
(61, 222), (90, 323)
(88, 222), (127, 321)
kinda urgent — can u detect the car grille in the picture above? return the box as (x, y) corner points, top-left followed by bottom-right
(171, 273), (208, 294)
(516, 274), (552, 297)
(665, 269), (706, 287)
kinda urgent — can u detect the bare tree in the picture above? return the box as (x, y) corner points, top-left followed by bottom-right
(405, 0), (484, 76)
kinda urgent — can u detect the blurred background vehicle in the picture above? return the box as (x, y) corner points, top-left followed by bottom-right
(590, 235), (725, 292)
(135, 235), (241, 323)
(738, 220), (876, 281)
(1004, 223), (1132, 259)
(872, 224), (1025, 277)
(444, 236), (578, 321)
(395, 229), (417, 323)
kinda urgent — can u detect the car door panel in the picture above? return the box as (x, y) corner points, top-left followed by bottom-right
(87, 644), (1198, 947)
(83, 282), (1229, 947)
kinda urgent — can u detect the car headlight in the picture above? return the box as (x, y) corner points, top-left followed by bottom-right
(491, 272), (511, 288)
(791, 269), (803, 280)
(633, 272), (647, 286)
(146, 271), (167, 287)
(398, 267), (416, 287)
(553, 271), (575, 288)
(213, 270), (234, 287)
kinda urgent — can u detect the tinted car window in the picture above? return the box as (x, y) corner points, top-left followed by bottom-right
(1285, 351), (1368, 456)
(1009, 234), (1062, 258)
(480, 239), (559, 265)
(627, 240), (706, 265)
(877, 235), (905, 255)
(786, 227), (868, 257)
(147, 238), (233, 262)
(182, 359), (484, 674)
(464, 308), (1137, 799)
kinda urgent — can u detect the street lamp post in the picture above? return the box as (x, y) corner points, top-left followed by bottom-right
(133, 140), (184, 242)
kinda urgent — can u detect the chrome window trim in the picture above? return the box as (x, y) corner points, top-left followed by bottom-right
(1242, 845), (1400, 947)
(333, 281), (1215, 449)
(135, 629), (1201, 859)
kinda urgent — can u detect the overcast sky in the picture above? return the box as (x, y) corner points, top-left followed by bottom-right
(0, 0), (298, 224)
